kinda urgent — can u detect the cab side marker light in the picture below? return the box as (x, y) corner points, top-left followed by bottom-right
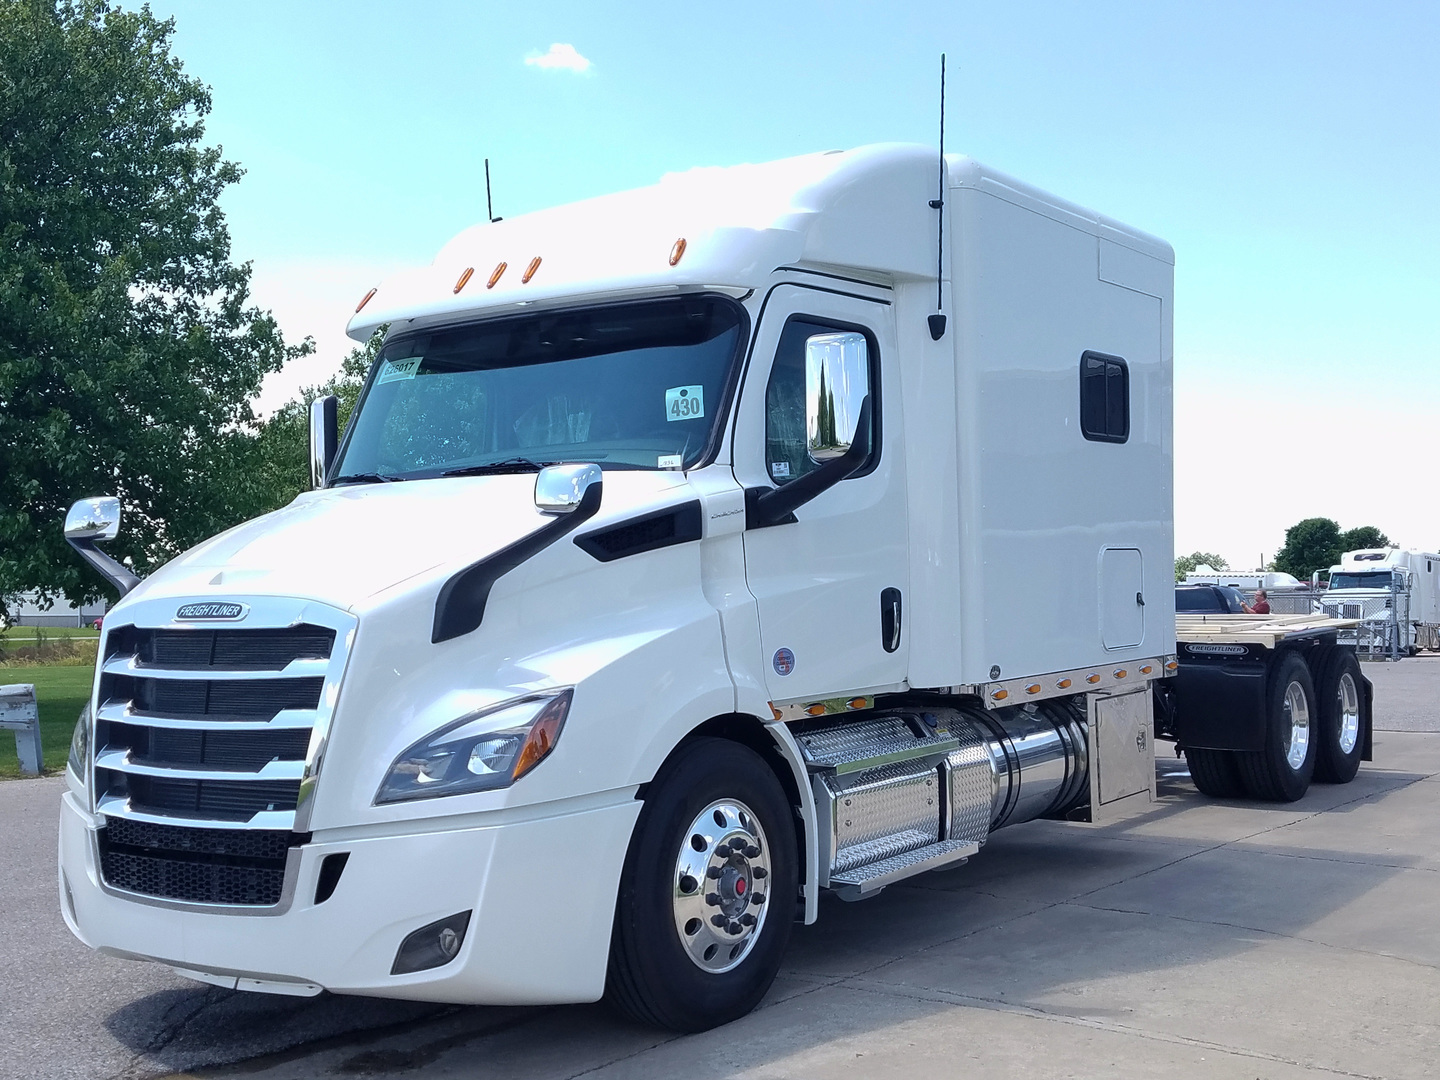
(487, 262), (507, 289)
(355, 288), (376, 312)
(669, 238), (687, 266)
(522, 257), (541, 283)
(453, 267), (474, 294)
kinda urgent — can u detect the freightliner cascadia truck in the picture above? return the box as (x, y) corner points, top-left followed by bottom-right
(58, 144), (1373, 1031)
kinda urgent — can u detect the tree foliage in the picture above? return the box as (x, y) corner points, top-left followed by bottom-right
(1174, 552), (1229, 582)
(1273, 519), (1393, 580)
(1340, 525), (1390, 552)
(0, 0), (308, 613)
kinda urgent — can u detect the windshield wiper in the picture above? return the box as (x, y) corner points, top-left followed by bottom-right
(440, 458), (553, 478)
(328, 472), (403, 486)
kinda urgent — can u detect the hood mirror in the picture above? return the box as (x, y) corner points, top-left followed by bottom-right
(805, 331), (870, 464)
(310, 395), (339, 488)
(63, 496), (140, 597)
(64, 496), (122, 541)
(535, 464), (603, 514)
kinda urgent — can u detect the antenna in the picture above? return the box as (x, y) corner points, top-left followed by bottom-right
(485, 158), (502, 223)
(927, 54), (948, 341)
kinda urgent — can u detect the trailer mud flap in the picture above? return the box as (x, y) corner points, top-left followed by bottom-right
(1085, 687), (1156, 825)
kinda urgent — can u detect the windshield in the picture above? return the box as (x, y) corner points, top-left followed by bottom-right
(1328, 572), (1393, 590)
(330, 296), (746, 482)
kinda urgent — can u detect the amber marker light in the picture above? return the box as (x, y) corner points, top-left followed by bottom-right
(522, 257), (542, 283)
(453, 267), (474, 294)
(1086, 673), (1101, 684)
(1140, 664), (1153, 675)
(805, 703), (827, 717)
(769, 703), (783, 722)
(487, 262), (507, 289)
(1025, 684), (1041, 695)
(669, 238), (687, 266)
(847, 697), (868, 710)
(510, 695), (570, 781)
(991, 688), (1008, 701)
(1165, 660), (1179, 672)
(355, 287), (377, 313)
(1056, 678), (1072, 689)
(1114, 669), (1128, 679)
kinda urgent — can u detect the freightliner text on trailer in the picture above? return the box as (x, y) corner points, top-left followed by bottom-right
(57, 144), (1373, 1031)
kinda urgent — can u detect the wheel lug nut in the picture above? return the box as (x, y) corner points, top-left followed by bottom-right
(727, 921), (743, 934)
(706, 866), (723, 879)
(741, 913), (756, 926)
(752, 867), (768, 879)
(711, 914), (727, 927)
(751, 893), (765, 905)
(744, 845), (760, 858)
(705, 893), (721, 906)
(715, 844), (730, 857)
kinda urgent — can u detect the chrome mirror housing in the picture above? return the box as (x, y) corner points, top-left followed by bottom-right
(64, 496), (121, 541)
(310, 395), (338, 488)
(534, 464), (603, 514)
(805, 331), (870, 463)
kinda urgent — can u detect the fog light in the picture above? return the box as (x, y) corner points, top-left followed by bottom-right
(391, 911), (472, 975)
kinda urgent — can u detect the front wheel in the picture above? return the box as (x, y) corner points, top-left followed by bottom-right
(606, 737), (798, 1032)
(1237, 652), (1317, 801)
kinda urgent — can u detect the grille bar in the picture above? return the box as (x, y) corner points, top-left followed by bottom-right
(95, 750), (306, 782)
(106, 625), (336, 671)
(103, 655), (331, 680)
(96, 700), (317, 731)
(96, 794), (297, 831)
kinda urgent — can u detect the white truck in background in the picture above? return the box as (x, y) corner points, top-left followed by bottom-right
(56, 144), (1371, 1032)
(1321, 548), (1440, 654)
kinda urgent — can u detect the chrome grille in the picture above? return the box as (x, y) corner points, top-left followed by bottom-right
(89, 598), (354, 909)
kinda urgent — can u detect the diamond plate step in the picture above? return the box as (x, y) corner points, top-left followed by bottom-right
(830, 838), (980, 899)
(797, 715), (958, 776)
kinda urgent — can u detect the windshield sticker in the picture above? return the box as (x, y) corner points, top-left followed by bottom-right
(377, 358), (422, 384)
(770, 461), (790, 478)
(665, 385), (704, 422)
(658, 454), (683, 470)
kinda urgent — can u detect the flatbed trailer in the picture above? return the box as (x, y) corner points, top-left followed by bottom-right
(1158, 614), (1374, 801)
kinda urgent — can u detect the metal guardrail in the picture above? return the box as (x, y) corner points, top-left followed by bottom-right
(0, 683), (44, 775)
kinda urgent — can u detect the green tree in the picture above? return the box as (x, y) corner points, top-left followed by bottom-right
(0, 0), (308, 615)
(1340, 525), (1390, 552)
(1273, 518), (1343, 580)
(1174, 552), (1229, 582)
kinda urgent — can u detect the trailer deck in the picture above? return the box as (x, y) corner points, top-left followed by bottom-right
(1176, 612), (1360, 649)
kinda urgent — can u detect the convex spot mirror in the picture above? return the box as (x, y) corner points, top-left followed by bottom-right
(805, 331), (870, 464)
(535, 463), (603, 514)
(64, 496), (121, 542)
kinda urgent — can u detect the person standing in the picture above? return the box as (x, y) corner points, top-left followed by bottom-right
(1243, 588), (1270, 615)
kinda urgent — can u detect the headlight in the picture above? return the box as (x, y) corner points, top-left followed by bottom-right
(375, 690), (573, 805)
(67, 704), (90, 782)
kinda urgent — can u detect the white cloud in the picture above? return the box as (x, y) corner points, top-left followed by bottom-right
(524, 43), (592, 74)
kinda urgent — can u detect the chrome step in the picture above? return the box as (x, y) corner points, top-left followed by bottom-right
(830, 838), (979, 899)
(797, 715), (957, 776)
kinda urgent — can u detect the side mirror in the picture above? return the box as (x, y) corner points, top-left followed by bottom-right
(535, 463), (603, 514)
(805, 331), (870, 464)
(64, 496), (121, 542)
(310, 395), (338, 488)
(63, 496), (140, 597)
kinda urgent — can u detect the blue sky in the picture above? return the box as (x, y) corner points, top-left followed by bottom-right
(147, 0), (1439, 566)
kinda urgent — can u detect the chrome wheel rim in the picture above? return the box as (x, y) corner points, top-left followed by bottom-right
(672, 799), (772, 974)
(1337, 672), (1360, 754)
(1283, 681), (1311, 770)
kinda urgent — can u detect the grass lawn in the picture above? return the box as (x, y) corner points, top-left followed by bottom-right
(1, 625), (100, 643)
(0, 664), (93, 778)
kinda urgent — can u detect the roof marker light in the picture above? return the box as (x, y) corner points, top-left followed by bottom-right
(522, 257), (541, 283)
(355, 287), (377, 313)
(669, 238), (687, 266)
(487, 262), (507, 289)
(453, 267), (474, 294)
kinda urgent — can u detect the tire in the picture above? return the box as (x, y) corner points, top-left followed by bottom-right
(1184, 747), (1246, 798)
(606, 737), (798, 1032)
(1236, 652), (1317, 802)
(1313, 649), (1365, 784)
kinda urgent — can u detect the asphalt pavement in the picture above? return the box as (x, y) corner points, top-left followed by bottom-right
(2, 658), (1437, 1080)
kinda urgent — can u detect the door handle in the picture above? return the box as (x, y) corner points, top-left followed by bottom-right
(881, 588), (903, 653)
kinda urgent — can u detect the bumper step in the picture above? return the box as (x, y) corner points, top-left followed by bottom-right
(830, 838), (979, 899)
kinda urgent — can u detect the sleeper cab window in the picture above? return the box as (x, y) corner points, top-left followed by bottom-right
(1080, 351), (1129, 443)
(764, 317), (878, 485)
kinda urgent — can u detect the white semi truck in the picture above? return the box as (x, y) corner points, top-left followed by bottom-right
(57, 145), (1371, 1031)
(1320, 548), (1440, 654)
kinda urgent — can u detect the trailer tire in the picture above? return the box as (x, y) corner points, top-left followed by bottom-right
(1236, 652), (1317, 802)
(605, 737), (797, 1032)
(1313, 649), (1365, 784)
(1184, 747), (1245, 798)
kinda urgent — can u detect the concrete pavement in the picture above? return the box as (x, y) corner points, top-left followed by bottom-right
(1, 659), (1436, 1080)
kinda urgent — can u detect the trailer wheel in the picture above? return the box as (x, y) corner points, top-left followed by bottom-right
(1313, 650), (1365, 784)
(606, 737), (797, 1032)
(1237, 652), (1317, 802)
(1184, 747), (1245, 798)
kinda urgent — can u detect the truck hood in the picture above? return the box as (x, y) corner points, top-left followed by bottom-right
(119, 472), (691, 612)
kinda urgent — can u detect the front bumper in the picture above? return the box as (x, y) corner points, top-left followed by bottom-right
(59, 790), (640, 1005)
